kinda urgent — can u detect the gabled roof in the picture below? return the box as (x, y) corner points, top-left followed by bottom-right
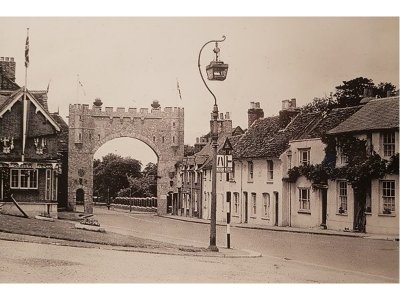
(0, 88), (60, 132)
(50, 113), (69, 152)
(328, 96), (399, 134)
(297, 106), (362, 140)
(234, 112), (325, 159)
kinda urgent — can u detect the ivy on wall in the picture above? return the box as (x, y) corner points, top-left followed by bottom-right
(287, 134), (399, 189)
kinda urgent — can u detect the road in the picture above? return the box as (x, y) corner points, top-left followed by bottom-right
(0, 207), (398, 283)
(94, 207), (399, 281)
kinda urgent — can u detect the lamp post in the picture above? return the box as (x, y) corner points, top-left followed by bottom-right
(198, 35), (229, 252)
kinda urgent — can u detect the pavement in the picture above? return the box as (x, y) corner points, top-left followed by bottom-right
(0, 212), (260, 258)
(158, 213), (400, 241)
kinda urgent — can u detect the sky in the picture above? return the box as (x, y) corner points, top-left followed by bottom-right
(0, 17), (398, 166)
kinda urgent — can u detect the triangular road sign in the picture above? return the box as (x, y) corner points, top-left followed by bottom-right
(222, 137), (233, 152)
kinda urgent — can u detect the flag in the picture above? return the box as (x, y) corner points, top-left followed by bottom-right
(177, 79), (182, 101)
(78, 79), (86, 96)
(46, 79), (51, 93)
(25, 29), (29, 68)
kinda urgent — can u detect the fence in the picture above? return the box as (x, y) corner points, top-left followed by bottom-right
(112, 197), (157, 212)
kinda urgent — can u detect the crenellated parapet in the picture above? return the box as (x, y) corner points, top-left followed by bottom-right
(69, 103), (184, 120)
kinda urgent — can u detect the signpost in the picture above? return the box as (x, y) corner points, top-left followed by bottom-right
(220, 137), (233, 249)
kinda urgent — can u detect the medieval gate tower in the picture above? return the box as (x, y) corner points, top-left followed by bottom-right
(68, 99), (184, 214)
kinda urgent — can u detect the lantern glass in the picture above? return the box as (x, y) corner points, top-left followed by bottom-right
(206, 61), (229, 81)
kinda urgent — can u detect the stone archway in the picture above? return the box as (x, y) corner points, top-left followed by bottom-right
(67, 101), (184, 214)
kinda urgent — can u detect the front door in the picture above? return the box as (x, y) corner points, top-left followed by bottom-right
(76, 189), (84, 212)
(321, 189), (327, 229)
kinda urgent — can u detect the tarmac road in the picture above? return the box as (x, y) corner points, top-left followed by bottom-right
(94, 207), (399, 282)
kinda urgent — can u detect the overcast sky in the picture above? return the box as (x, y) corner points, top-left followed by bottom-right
(0, 17), (398, 166)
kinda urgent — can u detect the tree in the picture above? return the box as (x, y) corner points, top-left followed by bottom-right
(118, 162), (158, 197)
(334, 77), (375, 107)
(373, 82), (397, 98)
(300, 96), (337, 114)
(93, 154), (142, 200)
(184, 144), (195, 156)
(142, 162), (157, 177)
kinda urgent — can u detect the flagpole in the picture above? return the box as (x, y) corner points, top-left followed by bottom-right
(22, 27), (29, 162)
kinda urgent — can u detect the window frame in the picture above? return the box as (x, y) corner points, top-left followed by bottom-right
(251, 192), (257, 216)
(262, 193), (270, 218)
(45, 169), (52, 200)
(10, 169), (38, 190)
(233, 192), (239, 215)
(381, 180), (396, 214)
(266, 160), (274, 181)
(382, 132), (396, 157)
(337, 180), (348, 214)
(248, 161), (254, 182)
(299, 148), (311, 166)
(298, 187), (310, 212)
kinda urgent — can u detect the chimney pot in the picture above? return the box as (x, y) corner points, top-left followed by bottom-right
(290, 98), (297, 108)
(386, 90), (392, 97)
(219, 113), (224, 120)
(255, 102), (260, 108)
(225, 112), (230, 120)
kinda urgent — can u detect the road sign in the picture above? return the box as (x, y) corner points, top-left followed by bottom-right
(222, 137), (233, 153)
(217, 154), (233, 173)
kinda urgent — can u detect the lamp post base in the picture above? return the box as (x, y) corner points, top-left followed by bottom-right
(207, 245), (219, 252)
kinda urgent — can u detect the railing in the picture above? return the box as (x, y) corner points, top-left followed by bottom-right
(111, 197), (157, 212)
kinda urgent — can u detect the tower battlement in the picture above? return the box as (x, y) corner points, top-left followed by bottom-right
(69, 103), (184, 119)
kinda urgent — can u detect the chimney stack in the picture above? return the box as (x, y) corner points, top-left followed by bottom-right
(279, 98), (300, 128)
(0, 57), (16, 90)
(248, 101), (264, 128)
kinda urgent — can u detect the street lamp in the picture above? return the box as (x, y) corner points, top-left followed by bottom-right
(198, 35), (228, 252)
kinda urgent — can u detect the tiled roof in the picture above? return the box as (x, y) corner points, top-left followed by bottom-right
(298, 106), (362, 140)
(0, 89), (21, 112)
(329, 97), (399, 134)
(198, 132), (232, 170)
(234, 112), (325, 159)
(30, 90), (49, 111)
(0, 88), (49, 113)
(50, 113), (69, 152)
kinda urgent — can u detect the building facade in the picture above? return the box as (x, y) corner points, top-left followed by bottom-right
(327, 96), (399, 235)
(0, 56), (68, 217)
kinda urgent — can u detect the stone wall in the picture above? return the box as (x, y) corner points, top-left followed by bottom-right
(67, 102), (184, 215)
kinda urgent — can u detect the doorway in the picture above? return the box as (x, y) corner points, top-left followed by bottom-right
(167, 192), (172, 214)
(76, 188), (84, 212)
(321, 189), (327, 229)
(243, 192), (248, 223)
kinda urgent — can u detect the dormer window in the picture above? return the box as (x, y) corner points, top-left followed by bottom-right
(299, 148), (310, 165)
